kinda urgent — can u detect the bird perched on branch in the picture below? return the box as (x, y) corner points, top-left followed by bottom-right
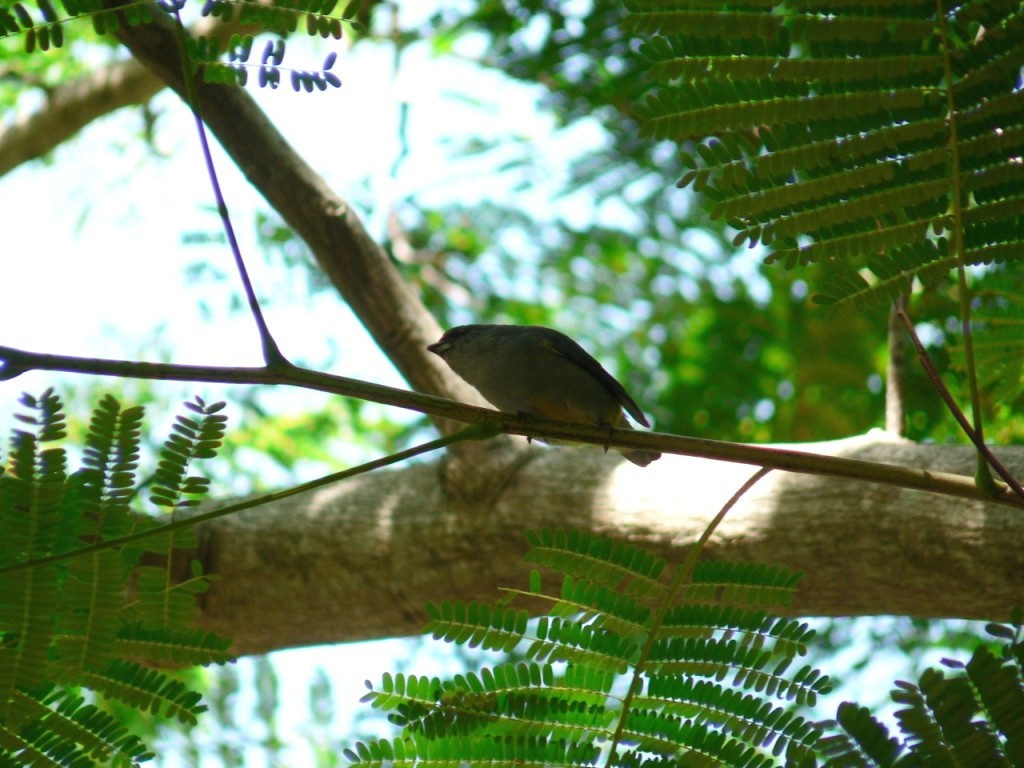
(428, 324), (661, 467)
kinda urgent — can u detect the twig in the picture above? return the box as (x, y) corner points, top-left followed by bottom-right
(165, 2), (287, 368)
(895, 307), (1024, 502)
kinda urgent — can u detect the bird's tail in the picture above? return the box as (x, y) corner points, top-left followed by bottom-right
(616, 416), (661, 467)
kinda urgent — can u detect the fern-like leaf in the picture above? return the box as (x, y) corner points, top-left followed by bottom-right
(0, 0), (359, 89)
(525, 527), (667, 598)
(353, 529), (830, 768)
(113, 622), (233, 667)
(79, 659), (206, 725)
(686, 560), (803, 609)
(0, 393), (231, 765)
(660, 606), (815, 662)
(346, 733), (602, 768)
(0, 390), (69, 722)
(149, 396), (226, 510)
(964, 645), (1024, 761)
(528, 615), (639, 673)
(626, 0), (1024, 308)
(425, 600), (530, 653)
(13, 685), (152, 765)
(810, 617), (1024, 767)
(814, 703), (903, 767)
(633, 677), (823, 758)
(55, 395), (146, 675)
(948, 270), (1024, 405)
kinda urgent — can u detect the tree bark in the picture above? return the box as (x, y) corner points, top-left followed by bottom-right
(184, 433), (1024, 657)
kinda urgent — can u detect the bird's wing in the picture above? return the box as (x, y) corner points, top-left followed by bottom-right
(536, 329), (650, 427)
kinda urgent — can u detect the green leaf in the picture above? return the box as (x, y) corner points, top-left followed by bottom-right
(627, 0), (1024, 308)
(0, 392), (230, 762)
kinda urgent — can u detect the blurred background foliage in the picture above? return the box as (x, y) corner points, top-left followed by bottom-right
(2, 0), (1020, 764)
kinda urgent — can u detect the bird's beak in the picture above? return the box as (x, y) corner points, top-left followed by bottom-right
(427, 341), (445, 356)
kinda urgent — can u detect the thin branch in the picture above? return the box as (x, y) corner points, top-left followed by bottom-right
(0, 419), (502, 576)
(107, 0), (474, 417)
(895, 307), (1024, 503)
(935, 0), (994, 492)
(1, 343), (1020, 507)
(165, 5), (286, 367)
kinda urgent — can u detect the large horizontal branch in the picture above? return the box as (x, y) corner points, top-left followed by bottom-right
(184, 433), (1024, 656)
(3, 343), (1020, 507)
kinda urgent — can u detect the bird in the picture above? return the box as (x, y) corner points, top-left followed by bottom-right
(428, 324), (661, 467)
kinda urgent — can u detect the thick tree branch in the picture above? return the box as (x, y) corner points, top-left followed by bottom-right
(0, 14), (262, 178)
(0, 58), (159, 177)
(179, 434), (1024, 656)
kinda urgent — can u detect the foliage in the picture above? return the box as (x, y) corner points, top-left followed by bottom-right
(0, 390), (233, 766)
(349, 528), (830, 767)
(623, 0), (1024, 436)
(349, 529), (1024, 767)
(627, 0), (1024, 300)
(811, 613), (1024, 768)
(0, 0), (361, 90)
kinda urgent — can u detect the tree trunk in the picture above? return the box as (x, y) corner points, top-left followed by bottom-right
(184, 433), (1024, 657)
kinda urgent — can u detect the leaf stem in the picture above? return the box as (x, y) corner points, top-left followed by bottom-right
(603, 467), (772, 767)
(0, 419), (502, 575)
(935, 0), (994, 493)
(165, 2), (287, 368)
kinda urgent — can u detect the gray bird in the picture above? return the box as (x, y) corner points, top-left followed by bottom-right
(428, 324), (661, 467)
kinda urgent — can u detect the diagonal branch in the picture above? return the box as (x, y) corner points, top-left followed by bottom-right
(161, 7), (287, 368)
(102, 0), (481, 413)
